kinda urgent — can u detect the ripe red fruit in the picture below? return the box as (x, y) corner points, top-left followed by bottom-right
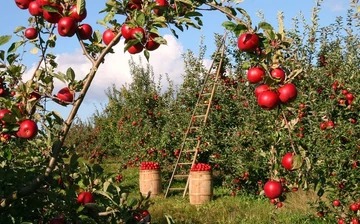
(270, 68), (286, 82)
(276, 201), (283, 208)
(120, 24), (133, 40)
(57, 17), (77, 37)
(281, 152), (294, 171)
(16, 119), (38, 139)
(145, 33), (160, 51)
(77, 24), (93, 40)
(351, 218), (359, 224)
(247, 67), (265, 84)
(127, 43), (144, 54)
(56, 87), (74, 103)
(24, 28), (38, 40)
(130, 27), (146, 41)
(28, 1), (43, 16)
(257, 90), (279, 110)
(320, 122), (327, 130)
(254, 84), (270, 98)
(263, 180), (283, 199)
(326, 120), (335, 129)
(15, 0), (32, 9)
(350, 203), (359, 212)
(43, 5), (63, 23)
(237, 33), (260, 52)
(346, 93), (354, 101)
(153, 0), (169, 16)
(77, 191), (95, 205)
(0, 109), (11, 123)
(332, 199), (341, 207)
(277, 83), (297, 103)
(102, 29), (117, 45)
(69, 5), (87, 22)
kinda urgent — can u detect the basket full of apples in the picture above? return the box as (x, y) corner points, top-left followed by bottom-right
(139, 161), (162, 198)
(189, 163), (213, 205)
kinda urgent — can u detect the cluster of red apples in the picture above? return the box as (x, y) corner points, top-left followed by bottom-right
(237, 32), (298, 110)
(101, 0), (167, 54)
(190, 163), (211, 172)
(0, 83), (73, 142)
(16, 0), (93, 40)
(140, 161), (160, 170)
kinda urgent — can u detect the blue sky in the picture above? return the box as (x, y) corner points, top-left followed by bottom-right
(0, 1), (351, 119)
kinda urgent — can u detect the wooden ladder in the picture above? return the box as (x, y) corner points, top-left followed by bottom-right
(164, 35), (227, 198)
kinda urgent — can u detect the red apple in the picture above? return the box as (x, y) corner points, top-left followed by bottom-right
(43, 5), (63, 23)
(128, 43), (144, 54)
(237, 32), (260, 52)
(271, 68), (286, 83)
(36, 0), (57, 6)
(153, 0), (169, 16)
(281, 152), (294, 170)
(254, 84), (270, 98)
(130, 27), (146, 41)
(121, 23), (133, 40)
(16, 119), (38, 139)
(69, 5), (87, 22)
(77, 191), (95, 205)
(127, 2), (142, 10)
(102, 29), (117, 45)
(0, 109), (11, 124)
(15, 0), (32, 9)
(277, 83), (297, 103)
(28, 1), (43, 16)
(145, 33), (160, 51)
(263, 180), (283, 199)
(24, 27), (38, 40)
(257, 90), (279, 110)
(56, 87), (74, 103)
(57, 17), (77, 37)
(247, 67), (265, 84)
(77, 24), (93, 40)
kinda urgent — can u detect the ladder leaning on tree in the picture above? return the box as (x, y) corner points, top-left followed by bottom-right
(164, 34), (228, 198)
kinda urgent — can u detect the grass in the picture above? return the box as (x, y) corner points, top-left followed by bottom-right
(101, 162), (333, 224)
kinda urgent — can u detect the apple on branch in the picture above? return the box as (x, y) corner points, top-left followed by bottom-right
(54, 87), (74, 105)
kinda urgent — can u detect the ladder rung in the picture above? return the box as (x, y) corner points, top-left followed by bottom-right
(169, 188), (186, 191)
(201, 93), (211, 96)
(194, 115), (206, 118)
(184, 149), (197, 153)
(174, 174), (189, 178)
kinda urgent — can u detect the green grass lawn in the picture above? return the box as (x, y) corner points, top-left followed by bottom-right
(101, 162), (332, 224)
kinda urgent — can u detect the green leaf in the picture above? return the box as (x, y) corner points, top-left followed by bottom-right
(42, 5), (60, 13)
(8, 41), (24, 53)
(0, 50), (5, 61)
(0, 35), (11, 46)
(236, 8), (252, 26)
(144, 50), (150, 62)
(66, 67), (76, 81)
(77, 0), (86, 15)
(14, 26), (26, 34)
(222, 21), (237, 31)
(292, 154), (303, 170)
(135, 13), (146, 27)
(258, 22), (274, 33)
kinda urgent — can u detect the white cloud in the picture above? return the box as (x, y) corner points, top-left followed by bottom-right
(24, 35), (187, 119)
